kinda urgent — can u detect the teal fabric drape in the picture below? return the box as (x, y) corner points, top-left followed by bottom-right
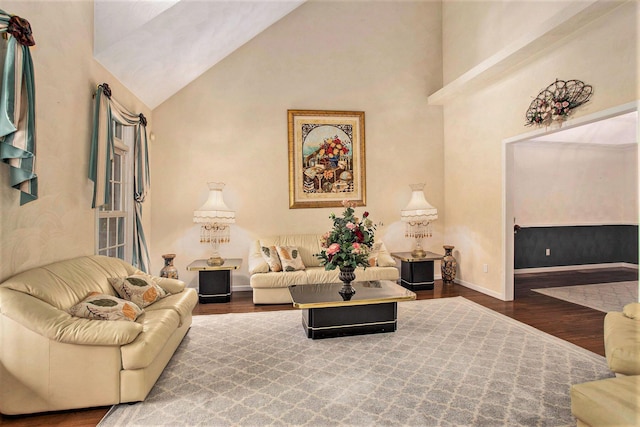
(90, 83), (151, 273)
(0, 10), (37, 205)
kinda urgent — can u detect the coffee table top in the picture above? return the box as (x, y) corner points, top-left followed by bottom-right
(288, 280), (416, 309)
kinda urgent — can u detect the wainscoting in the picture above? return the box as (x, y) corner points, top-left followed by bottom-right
(514, 225), (638, 269)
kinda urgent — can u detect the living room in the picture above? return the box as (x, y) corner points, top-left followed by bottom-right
(0, 0), (638, 426)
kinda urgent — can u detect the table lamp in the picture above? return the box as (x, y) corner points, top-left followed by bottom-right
(193, 182), (235, 266)
(400, 183), (437, 258)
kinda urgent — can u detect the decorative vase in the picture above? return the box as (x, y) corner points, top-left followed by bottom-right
(338, 266), (356, 299)
(160, 254), (179, 279)
(441, 245), (457, 285)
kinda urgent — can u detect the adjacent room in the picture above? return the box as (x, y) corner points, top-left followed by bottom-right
(0, 0), (638, 426)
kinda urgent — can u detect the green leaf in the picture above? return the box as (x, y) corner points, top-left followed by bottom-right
(292, 249), (298, 259)
(90, 298), (118, 307)
(127, 277), (149, 287)
(261, 247), (271, 257)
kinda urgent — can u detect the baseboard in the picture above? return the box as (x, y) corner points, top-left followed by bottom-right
(454, 278), (504, 300)
(232, 285), (252, 292)
(514, 262), (639, 275)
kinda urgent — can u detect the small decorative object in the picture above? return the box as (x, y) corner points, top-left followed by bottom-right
(316, 200), (377, 298)
(441, 245), (457, 285)
(525, 79), (593, 127)
(288, 110), (366, 209)
(193, 182), (235, 266)
(160, 254), (178, 279)
(401, 183), (438, 258)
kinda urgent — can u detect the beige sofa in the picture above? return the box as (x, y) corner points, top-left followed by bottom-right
(570, 302), (640, 426)
(0, 255), (197, 415)
(248, 234), (399, 304)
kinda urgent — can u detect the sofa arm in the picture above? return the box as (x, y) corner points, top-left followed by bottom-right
(155, 277), (186, 294)
(0, 288), (142, 346)
(248, 240), (269, 274)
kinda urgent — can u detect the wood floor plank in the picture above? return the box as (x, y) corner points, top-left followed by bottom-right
(1, 267), (635, 426)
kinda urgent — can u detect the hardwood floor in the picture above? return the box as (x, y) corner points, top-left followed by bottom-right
(1, 267), (636, 427)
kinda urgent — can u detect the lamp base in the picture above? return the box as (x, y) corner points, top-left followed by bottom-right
(206, 256), (225, 266)
(411, 248), (426, 258)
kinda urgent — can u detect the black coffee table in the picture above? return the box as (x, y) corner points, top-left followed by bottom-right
(288, 280), (416, 339)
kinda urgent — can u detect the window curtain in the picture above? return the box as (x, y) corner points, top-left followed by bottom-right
(0, 10), (37, 205)
(90, 83), (151, 273)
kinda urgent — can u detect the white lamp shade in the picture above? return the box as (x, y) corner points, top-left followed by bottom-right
(401, 183), (438, 222)
(193, 182), (236, 224)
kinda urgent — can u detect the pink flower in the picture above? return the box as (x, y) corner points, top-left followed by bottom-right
(326, 243), (341, 255)
(352, 243), (362, 254)
(346, 222), (356, 231)
(320, 232), (331, 248)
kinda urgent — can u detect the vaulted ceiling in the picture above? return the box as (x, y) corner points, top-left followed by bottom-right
(94, 0), (306, 109)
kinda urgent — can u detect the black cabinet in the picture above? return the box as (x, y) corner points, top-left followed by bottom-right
(391, 252), (443, 291)
(186, 259), (242, 304)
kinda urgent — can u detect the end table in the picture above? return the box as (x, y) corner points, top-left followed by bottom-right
(186, 258), (242, 303)
(391, 252), (443, 291)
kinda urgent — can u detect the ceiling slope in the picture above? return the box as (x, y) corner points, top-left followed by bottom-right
(94, 0), (305, 109)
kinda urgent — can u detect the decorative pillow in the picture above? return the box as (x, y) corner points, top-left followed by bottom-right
(275, 245), (306, 272)
(368, 242), (383, 267)
(109, 275), (169, 308)
(260, 245), (282, 272)
(68, 292), (142, 322)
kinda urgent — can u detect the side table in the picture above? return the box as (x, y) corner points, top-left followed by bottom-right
(186, 258), (242, 303)
(391, 252), (443, 291)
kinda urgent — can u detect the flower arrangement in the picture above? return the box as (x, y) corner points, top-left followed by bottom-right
(318, 136), (349, 168)
(316, 200), (376, 270)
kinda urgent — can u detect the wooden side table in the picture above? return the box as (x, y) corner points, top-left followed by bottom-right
(391, 252), (443, 291)
(186, 258), (242, 303)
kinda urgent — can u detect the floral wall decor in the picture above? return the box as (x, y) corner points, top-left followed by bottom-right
(525, 79), (593, 127)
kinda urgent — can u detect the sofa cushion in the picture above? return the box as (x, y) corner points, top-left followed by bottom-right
(0, 256), (135, 310)
(68, 292), (143, 322)
(276, 246), (306, 272)
(144, 288), (198, 326)
(259, 244), (282, 272)
(109, 275), (169, 308)
(305, 266), (400, 284)
(570, 375), (640, 427)
(260, 235), (323, 268)
(120, 309), (180, 370)
(250, 270), (308, 289)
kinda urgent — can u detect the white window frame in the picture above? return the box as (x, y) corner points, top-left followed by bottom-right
(95, 122), (134, 262)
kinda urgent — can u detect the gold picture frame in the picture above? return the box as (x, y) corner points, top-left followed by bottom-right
(288, 110), (366, 209)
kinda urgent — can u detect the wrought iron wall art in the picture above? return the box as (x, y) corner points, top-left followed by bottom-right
(525, 79), (593, 126)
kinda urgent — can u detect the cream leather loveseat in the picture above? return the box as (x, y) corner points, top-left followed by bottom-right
(248, 234), (399, 304)
(570, 302), (640, 426)
(0, 255), (197, 415)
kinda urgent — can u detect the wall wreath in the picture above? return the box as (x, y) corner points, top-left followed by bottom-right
(525, 79), (593, 127)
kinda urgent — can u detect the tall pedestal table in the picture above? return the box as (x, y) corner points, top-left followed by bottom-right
(187, 258), (242, 303)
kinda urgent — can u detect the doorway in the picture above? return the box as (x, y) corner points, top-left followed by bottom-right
(502, 102), (638, 301)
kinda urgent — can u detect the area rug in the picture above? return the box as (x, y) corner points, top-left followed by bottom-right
(533, 281), (638, 313)
(99, 297), (613, 426)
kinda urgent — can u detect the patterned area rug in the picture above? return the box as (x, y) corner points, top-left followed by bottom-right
(99, 297), (613, 426)
(533, 281), (638, 313)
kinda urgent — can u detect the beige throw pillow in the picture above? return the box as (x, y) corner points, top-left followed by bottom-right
(109, 275), (169, 308)
(68, 292), (142, 322)
(368, 242), (383, 267)
(275, 245), (306, 272)
(260, 245), (283, 272)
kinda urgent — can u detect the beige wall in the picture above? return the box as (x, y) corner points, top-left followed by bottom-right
(0, 1), (152, 282)
(442, 1), (638, 296)
(513, 143), (638, 226)
(151, 1), (444, 287)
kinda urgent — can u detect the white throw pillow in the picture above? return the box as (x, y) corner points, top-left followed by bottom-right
(275, 245), (306, 272)
(109, 275), (169, 308)
(68, 292), (143, 322)
(260, 244), (283, 272)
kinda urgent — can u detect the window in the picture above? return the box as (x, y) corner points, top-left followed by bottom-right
(96, 122), (133, 261)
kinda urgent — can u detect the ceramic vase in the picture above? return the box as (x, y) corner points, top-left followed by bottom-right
(160, 254), (179, 279)
(441, 245), (457, 285)
(338, 266), (356, 299)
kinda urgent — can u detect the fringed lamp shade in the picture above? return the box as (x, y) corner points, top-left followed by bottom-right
(400, 183), (437, 258)
(193, 182), (235, 266)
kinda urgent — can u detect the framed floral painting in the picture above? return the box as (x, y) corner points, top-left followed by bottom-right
(288, 110), (366, 209)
